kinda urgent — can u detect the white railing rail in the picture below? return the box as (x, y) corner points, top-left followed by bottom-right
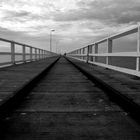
(0, 37), (57, 66)
(67, 25), (140, 77)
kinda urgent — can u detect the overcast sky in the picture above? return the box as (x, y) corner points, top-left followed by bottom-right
(0, 0), (140, 53)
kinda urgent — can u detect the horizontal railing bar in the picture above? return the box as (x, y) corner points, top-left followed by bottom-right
(25, 59), (32, 61)
(14, 53), (22, 55)
(0, 38), (25, 46)
(69, 26), (139, 53)
(0, 62), (12, 65)
(25, 53), (32, 55)
(0, 52), (43, 55)
(15, 60), (24, 63)
(70, 52), (140, 57)
(95, 26), (138, 44)
(0, 38), (46, 51)
(89, 52), (140, 57)
(0, 52), (11, 55)
(15, 59), (34, 63)
(0, 36), (58, 67)
(69, 54), (87, 57)
(69, 46), (89, 53)
(0, 38), (13, 43)
(67, 24), (140, 77)
(88, 61), (140, 77)
(110, 26), (138, 40)
(68, 56), (140, 77)
(0, 52), (53, 55)
(96, 38), (108, 44)
(69, 56), (87, 62)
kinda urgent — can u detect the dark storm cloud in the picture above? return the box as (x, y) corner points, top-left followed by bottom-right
(0, 0), (139, 53)
(2, 10), (33, 22)
(4, 10), (31, 18)
(52, 0), (140, 25)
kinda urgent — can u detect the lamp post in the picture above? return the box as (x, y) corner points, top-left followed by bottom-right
(55, 40), (59, 54)
(50, 29), (55, 52)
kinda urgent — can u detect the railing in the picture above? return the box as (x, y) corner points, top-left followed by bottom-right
(0, 37), (57, 66)
(67, 25), (140, 77)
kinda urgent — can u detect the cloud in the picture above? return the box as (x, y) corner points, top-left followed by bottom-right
(3, 10), (33, 22)
(0, 0), (139, 53)
(6, 11), (30, 18)
(52, 0), (140, 25)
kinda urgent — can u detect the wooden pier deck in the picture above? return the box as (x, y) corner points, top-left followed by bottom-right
(67, 57), (140, 107)
(0, 56), (59, 112)
(0, 56), (140, 139)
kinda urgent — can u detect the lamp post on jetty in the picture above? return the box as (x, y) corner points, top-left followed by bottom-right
(50, 29), (55, 52)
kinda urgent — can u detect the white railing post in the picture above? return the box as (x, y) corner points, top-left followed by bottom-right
(42, 50), (44, 59)
(77, 50), (79, 58)
(136, 26), (140, 71)
(37, 49), (39, 60)
(67, 25), (140, 77)
(35, 48), (37, 60)
(11, 42), (15, 64)
(38, 49), (40, 60)
(30, 47), (32, 61)
(45, 51), (47, 58)
(44, 51), (45, 58)
(87, 45), (90, 63)
(38, 49), (39, 60)
(0, 37), (56, 67)
(23, 45), (26, 62)
(39, 49), (41, 59)
(82, 48), (83, 60)
(46, 51), (48, 58)
(95, 43), (98, 62)
(80, 49), (82, 59)
(107, 38), (112, 65)
(40, 49), (41, 59)
(89, 45), (93, 61)
(41, 50), (42, 59)
(83, 48), (85, 60)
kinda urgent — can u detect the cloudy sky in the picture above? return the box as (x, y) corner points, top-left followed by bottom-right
(0, 0), (140, 53)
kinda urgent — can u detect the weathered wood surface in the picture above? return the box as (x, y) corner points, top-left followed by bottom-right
(0, 57), (140, 140)
(68, 57), (140, 105)
(0, 57), (59, 106)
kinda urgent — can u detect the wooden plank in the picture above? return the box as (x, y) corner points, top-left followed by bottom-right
(1, 57), (140, 140)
